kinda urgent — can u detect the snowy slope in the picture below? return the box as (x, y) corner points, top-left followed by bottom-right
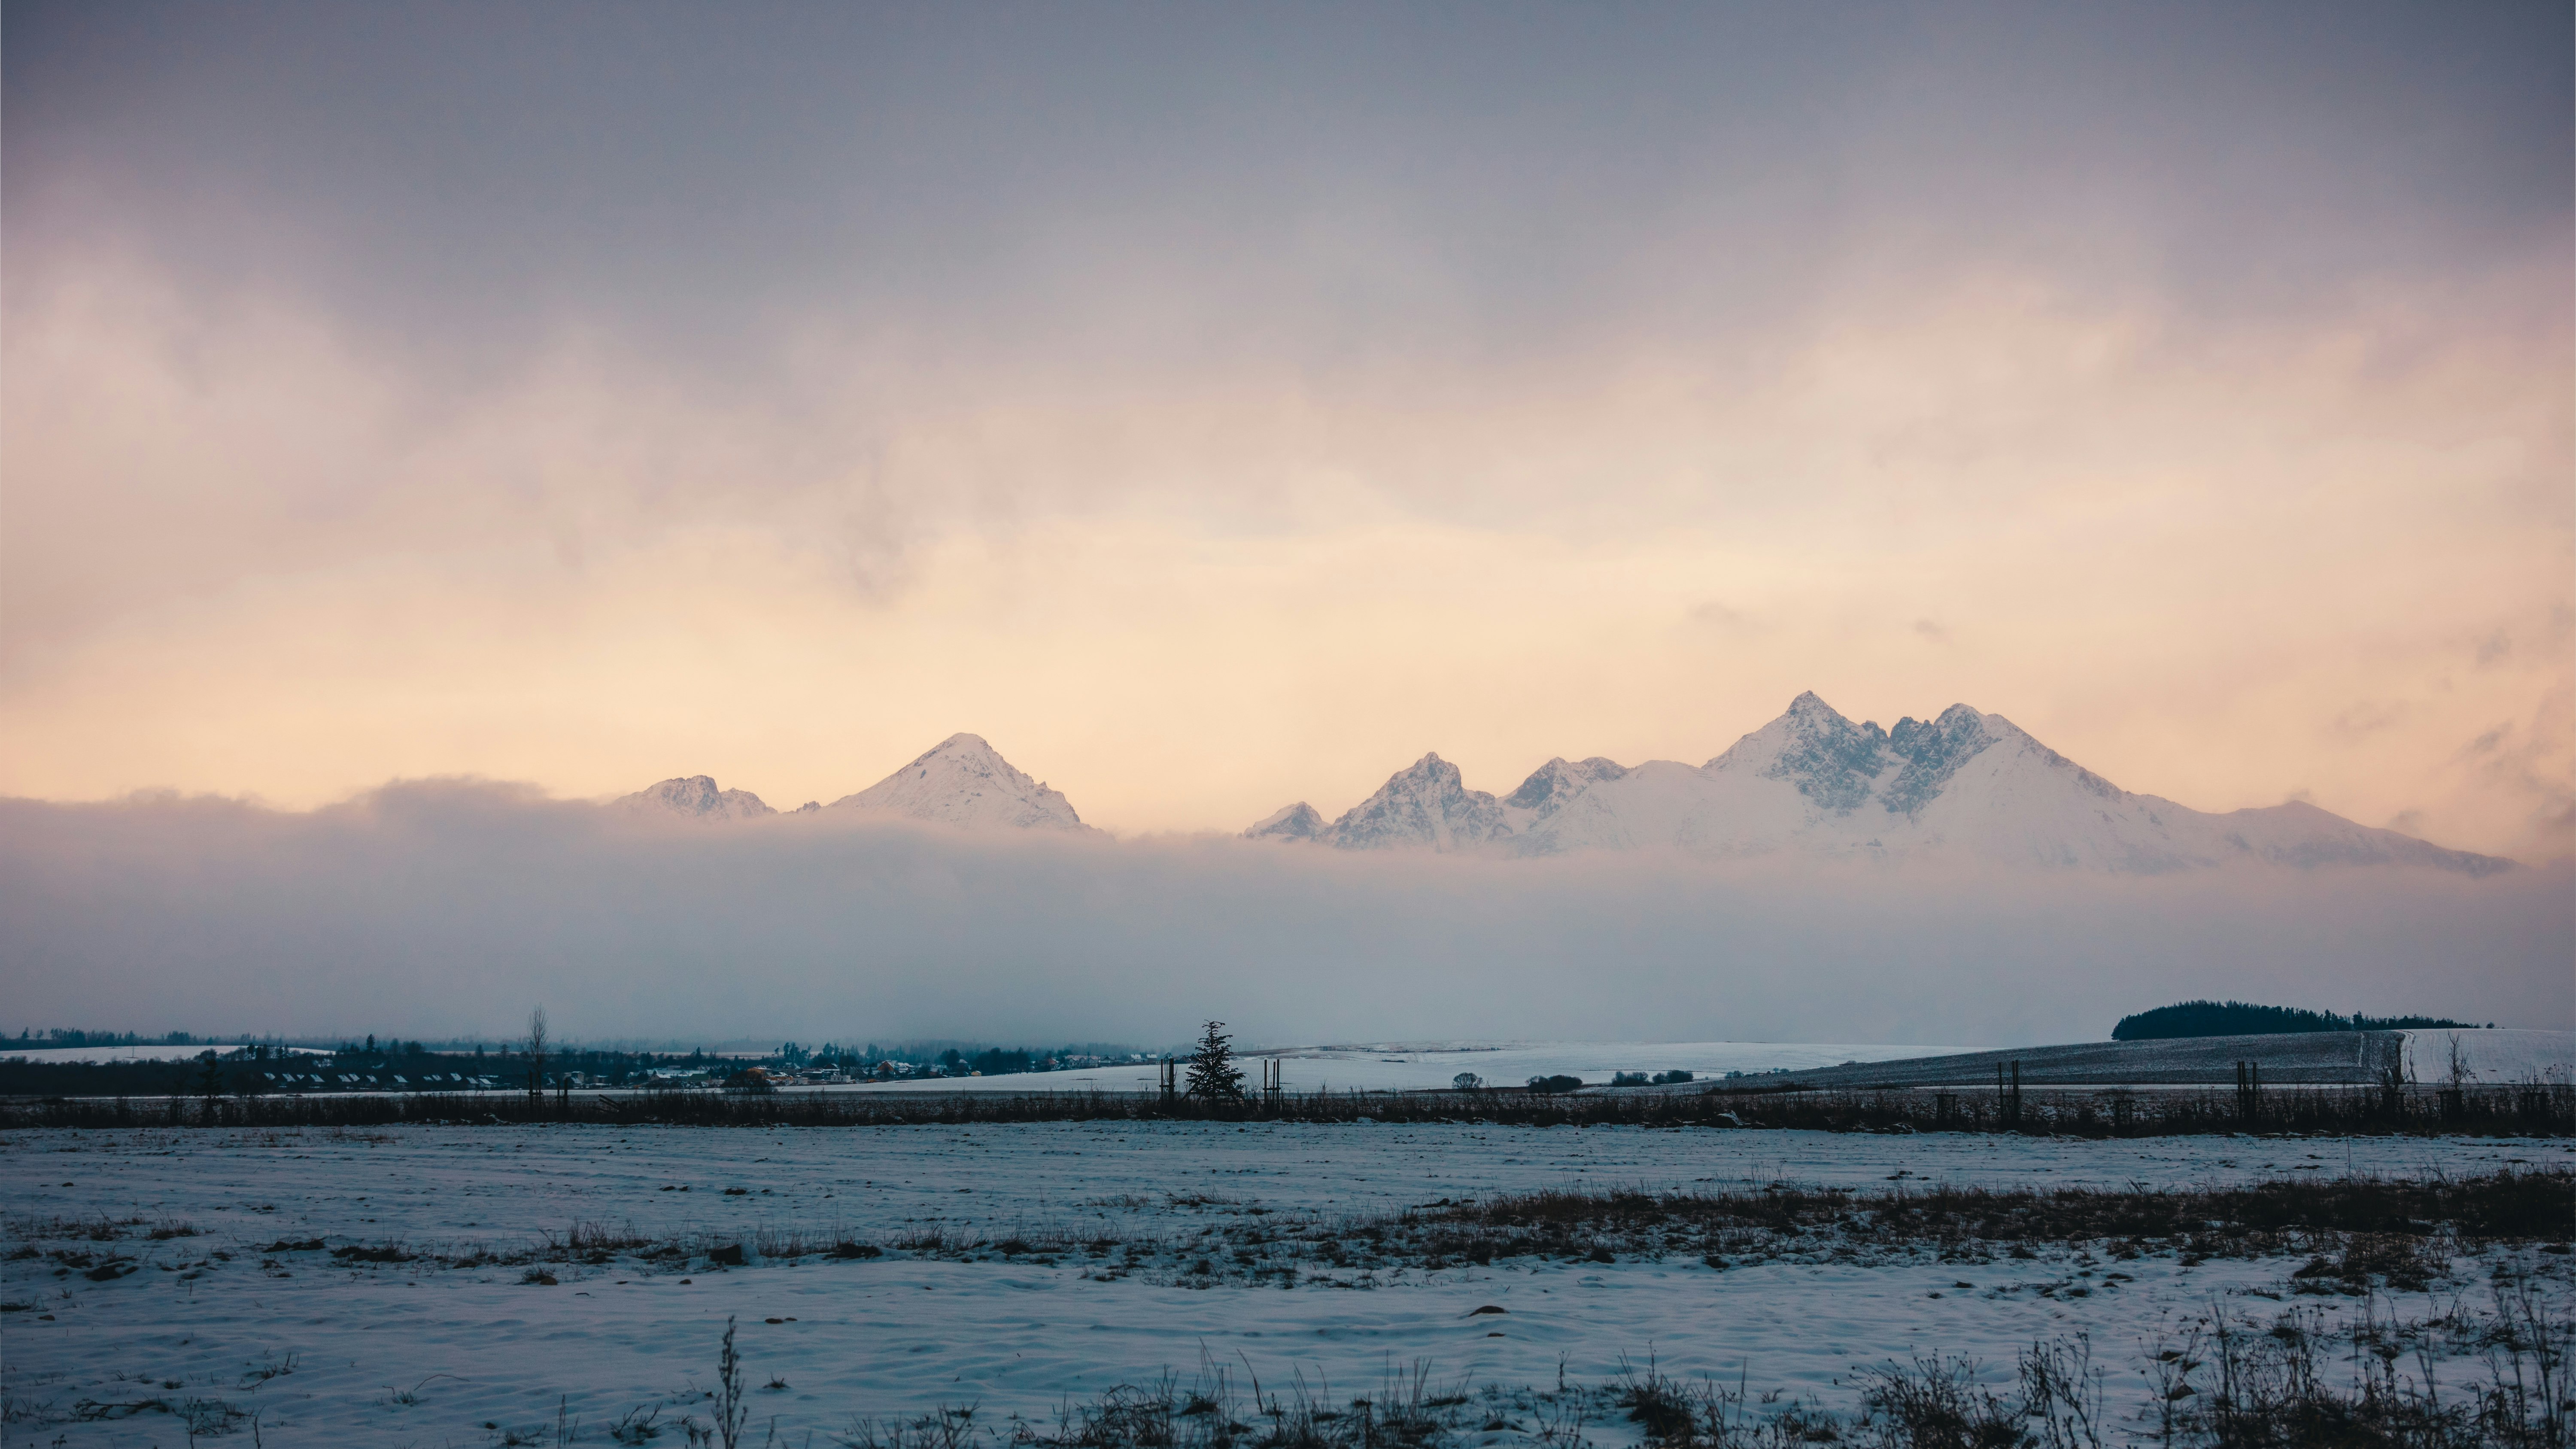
(614, 775), (777, 821)
(829, 733), (1091, 831)
(2398, 1029), (2576, 1085)
(1258, 693), (2513, 875)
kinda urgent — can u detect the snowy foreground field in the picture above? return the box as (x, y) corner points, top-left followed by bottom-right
(4, 1124), (2570, 1447)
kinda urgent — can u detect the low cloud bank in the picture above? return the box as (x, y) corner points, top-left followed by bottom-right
(3, 782), (2567, 1048)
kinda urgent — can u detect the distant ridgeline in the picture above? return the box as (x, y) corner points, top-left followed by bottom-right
(2112, 1000), (2480, 1041)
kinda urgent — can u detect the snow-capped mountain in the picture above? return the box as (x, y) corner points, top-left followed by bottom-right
(1251, 693), (2512, 874)
(1309, 753), (1510, 851)
(616, 776), (777, 821)
(829, 733), (1091, 831)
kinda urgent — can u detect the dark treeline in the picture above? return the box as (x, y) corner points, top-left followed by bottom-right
(6, 1028), (222, 1049)
(0, 1041), (735, 1100)
(6, 1079), (2567, 1137)
(0, 1037), (1154, 1096)
(2113, 1000), (2481, 1040)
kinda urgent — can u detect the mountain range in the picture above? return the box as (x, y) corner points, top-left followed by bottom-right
(616, 733), (1091, 832)
(615, 696), (2511, 875)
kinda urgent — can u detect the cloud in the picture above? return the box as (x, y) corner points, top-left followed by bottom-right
(2459, 726), (2512, 760)
(2324, 702), (2409, 741)
(2, 784), (2567, 1047)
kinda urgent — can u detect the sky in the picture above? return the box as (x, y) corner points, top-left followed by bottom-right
(2, 5), (2571, 1042)
(4, 3), (2570, 860)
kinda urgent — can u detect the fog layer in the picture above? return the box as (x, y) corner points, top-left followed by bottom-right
(4, 784), (2564, 1047)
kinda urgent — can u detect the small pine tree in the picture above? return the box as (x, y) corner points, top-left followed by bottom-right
(1182, 1020), (1246, 1103)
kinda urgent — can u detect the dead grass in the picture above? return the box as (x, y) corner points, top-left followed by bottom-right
(6, 1079), (2567, 1136)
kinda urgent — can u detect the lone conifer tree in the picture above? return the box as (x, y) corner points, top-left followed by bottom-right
(1182, 1020), (1246, 1102)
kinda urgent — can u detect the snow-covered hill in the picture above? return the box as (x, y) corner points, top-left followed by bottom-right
(829, 733), (1092, 831)
(615, 775), (777, 821)
(1250, 693), (2512, 874)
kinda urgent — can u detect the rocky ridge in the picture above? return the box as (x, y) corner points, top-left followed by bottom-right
(614, 775), (777, 822)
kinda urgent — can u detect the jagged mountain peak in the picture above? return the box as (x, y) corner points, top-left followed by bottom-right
(830, 734), (1091, 831)
(616, 775), (777, 822)
(1315, 751), (1509, 852)
(1742, 693), (1894, 814)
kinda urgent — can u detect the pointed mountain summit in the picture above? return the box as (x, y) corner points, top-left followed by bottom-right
(1242, 802), (1325, 841)
(1312, 753), (1511, 851)
(616, 776), (777, 822)
(1270, 694), (2513, 875)
(831, 733), (1091, 831)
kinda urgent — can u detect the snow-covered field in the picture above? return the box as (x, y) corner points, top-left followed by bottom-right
(2400, 1029), (2576, 1085)
(4, 1123), (2568, 1447)
(857, 1041), (1974, 1094)
(0, 1044), (328, 1065)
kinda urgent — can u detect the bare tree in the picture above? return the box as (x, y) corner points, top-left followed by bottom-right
(526, 1006), (549, 1101)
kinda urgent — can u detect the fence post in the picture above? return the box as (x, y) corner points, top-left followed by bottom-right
(2234, 1060), (2264, 1125)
